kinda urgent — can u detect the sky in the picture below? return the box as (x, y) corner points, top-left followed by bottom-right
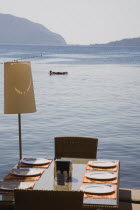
(0, 0), (140, 45)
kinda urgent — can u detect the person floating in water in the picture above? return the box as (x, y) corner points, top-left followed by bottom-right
(49, 70), (68, 75)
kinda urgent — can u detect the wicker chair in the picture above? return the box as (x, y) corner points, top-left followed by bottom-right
(0, 204), (15, 210)
(119, 188), (140, 204)
(119, 202), (140, 210)
(14, 189), (83, 210)
(55, 136), (98, 159)
(83, 202), (140, 210)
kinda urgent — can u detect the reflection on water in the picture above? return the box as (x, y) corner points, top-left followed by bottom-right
(0, 45), (140, 189)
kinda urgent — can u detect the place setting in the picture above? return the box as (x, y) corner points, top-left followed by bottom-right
(0, 181), (35, 195)
(86, 160), (119, 171)
(17, 157), (53, 169)
(83, 171), (118, 184)
(80, 184), (117, 199)
(4, 167), (45, 181)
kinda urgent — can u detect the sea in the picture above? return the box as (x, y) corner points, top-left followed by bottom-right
(0, 44), (140, 188)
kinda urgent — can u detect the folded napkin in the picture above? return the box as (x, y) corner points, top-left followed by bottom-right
(86, 161), (119, 171)
(18, 159), (52, 168)
(80, 184), (117, 199)
(82, 171), (117, 184)
(4, 169), (45, 181)
(0, 181), (35, 195)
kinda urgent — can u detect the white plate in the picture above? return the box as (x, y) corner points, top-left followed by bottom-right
(88, 161), (116, 168)
(21, 158), (50, 165)
(0, 182), (33, 191)
(85, 172), (116, 180)
(80, 184), (114, 194)
(10, 168), (41, 177)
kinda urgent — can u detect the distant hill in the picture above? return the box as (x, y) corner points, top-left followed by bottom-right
(0, 13), (67, 46)
(92, 37), (140, 47)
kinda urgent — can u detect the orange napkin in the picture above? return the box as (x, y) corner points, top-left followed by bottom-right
(80, 184), (117, 199)
(0, 190), (14, 196)
(4, 169), (45, 181)
(0, 181), (35, 195)
(18, 159), (53, 168)
(82, 171), (117, 184)
(86, 161), (119, 171)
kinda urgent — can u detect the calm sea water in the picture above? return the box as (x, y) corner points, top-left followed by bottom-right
(0, 44), (140, 188)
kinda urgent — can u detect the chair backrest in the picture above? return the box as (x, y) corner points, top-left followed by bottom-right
(55, 136), (98, 159)
(14, 189), (83, 210)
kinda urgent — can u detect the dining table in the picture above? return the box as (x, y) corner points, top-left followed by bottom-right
(0, 158), (120, 209)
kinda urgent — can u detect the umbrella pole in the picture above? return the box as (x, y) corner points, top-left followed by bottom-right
(18, 113), (22, 160)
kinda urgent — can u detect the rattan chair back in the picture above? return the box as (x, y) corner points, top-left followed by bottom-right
(119, 188), (140, 204)
(55, 136), (98, 159)
(14, 189), (83, 210)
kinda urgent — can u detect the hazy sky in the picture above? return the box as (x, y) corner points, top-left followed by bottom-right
(0, 0), (140, 45)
